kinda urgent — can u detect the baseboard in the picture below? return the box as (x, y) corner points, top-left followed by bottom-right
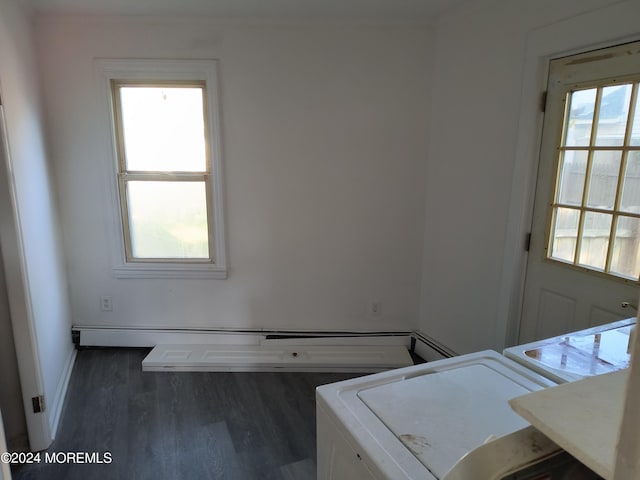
(72, 325), (456, 368)
(49, 347), (76, 440)
(73, 325), (412, 348)
(76, 327), (260, 347)
(412, 330), (457, 361)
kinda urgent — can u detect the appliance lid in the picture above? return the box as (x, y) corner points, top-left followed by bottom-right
(503, 318), (635, 383)
(357, 363), (533, 479)
(522, 325), (632, 376)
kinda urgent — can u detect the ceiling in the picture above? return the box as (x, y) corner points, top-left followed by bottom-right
(21, 0), (469, 21)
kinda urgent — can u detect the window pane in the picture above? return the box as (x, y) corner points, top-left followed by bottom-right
(578, 211), (612, 270)
(594, 84), (632, 146)
(610, 216), (640, 280)
(127, 181), (209, 259)
(630, 88), (640, 146)
(557, 150), (588, 206)
(586, 150), (621, 209)
(119, 87), (206, 172)
(621, 151), (640, 213)
(550, 207), (580, 262)
(564, 88), (597, 147)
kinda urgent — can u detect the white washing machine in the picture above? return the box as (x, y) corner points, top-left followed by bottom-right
(316, 317), (638, 479)
(316, 350), (602, 479)
(503, 318), (635, 384)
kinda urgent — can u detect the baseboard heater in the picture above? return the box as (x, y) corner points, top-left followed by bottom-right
(72, 326), (412, 348)
(412, 330), (457, 361)
(142, 344), (414, 373)
(72, 326), (454, 372)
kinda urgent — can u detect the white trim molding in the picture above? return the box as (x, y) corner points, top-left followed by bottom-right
(49, 348), (76, 441)
(412, 329), (456, 360)
(71, 325), (462, 370)
(94, 58), (227, 279)
(73, 325), (413, 348)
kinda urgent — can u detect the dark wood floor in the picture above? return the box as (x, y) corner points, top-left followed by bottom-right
(11, 348), (367, 480)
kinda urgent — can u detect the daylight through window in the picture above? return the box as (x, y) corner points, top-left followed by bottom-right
(112, 81), (214, 262)
(548, 80), (640, 280)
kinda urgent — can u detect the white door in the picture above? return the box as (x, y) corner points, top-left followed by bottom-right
(0, 103), (52, 450)
(0, 409), (12, 480)
(520, 41), (640, 343)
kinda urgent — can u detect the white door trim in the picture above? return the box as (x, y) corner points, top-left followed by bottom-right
(0, 105), (52, 451)
(496, 0), (640, 349)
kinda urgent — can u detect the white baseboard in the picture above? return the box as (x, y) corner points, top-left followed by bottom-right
(413, 330), (456, 361)
(49, 347), (76, 440)
(77, 327), (260, 347)
(74, 326), (412, 349)
(73, 326), (457, 369)
(261, 336), (412, 347)
(414, 341), (447, 362)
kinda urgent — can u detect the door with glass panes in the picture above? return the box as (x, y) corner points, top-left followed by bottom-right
(520, 41), (640, 343)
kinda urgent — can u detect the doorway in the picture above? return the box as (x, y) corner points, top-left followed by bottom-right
(520, 41), (640, 342)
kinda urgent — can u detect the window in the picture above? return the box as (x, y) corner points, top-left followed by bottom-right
(113, 81), (212, 261)
(547, 71), (640, 281)
(97, 60), (226, 278)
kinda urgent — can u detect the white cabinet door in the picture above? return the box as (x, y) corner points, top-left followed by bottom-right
(520, 42), (640, 343)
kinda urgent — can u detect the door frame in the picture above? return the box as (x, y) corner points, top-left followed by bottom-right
(495, 1), (640, 349)
(520, 42), (640, 342)
(0, 103), (52, 451)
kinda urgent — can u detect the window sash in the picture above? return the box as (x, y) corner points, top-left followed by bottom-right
(546, 78), (640, 281)
(111, 81), (215, 263)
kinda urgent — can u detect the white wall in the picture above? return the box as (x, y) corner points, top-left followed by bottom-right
(0, 0), (74, 447)
(34, 17), (432, 333)
(419, 0), (640, 354)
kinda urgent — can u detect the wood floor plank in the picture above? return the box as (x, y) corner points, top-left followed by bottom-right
(236, 445), (284, 480)
(280, 458), (316, 480)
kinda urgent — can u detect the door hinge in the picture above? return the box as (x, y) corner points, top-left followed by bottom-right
(32, 395), (45, 414)
(525, 232), (532, 252)
(540, 91), (547, 113)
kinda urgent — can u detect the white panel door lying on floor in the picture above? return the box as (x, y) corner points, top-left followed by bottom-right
(142, 344), (414, 372)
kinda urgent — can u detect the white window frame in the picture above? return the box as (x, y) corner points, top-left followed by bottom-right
(96, 59), (227, 279)
(542, 42), (640, 284)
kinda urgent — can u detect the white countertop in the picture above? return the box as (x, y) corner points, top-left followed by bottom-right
(509, 370), (627, 479)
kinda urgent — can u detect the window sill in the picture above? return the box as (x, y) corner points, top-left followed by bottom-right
(112, 263), (227, 279)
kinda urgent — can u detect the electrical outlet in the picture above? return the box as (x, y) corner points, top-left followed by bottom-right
(100, 295), (113, 312)
(370, 302), (381, 317)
